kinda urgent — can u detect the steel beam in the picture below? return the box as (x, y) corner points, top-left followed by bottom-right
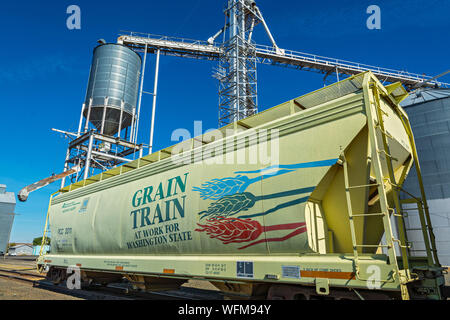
(118, 33), (449, 89)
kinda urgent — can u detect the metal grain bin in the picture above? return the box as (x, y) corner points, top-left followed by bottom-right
(83, 44), (141, 136)
(0, 184), (16, 255)
(401, 88), (450, 266)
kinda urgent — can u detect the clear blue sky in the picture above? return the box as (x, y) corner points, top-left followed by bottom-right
(1, 0), (449, 243)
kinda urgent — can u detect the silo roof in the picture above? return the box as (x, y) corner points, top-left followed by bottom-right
(0, 185), (15, 204)
(401, 88), (450, 107)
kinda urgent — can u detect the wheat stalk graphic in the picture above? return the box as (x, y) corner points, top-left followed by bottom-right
(192, 158), (338, 200)
(195, 216), (307, 250)
(198, 186), (315, 219)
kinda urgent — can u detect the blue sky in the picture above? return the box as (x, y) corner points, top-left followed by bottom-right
(1, 0), (449, 243)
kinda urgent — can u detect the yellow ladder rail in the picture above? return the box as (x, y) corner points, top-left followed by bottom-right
(400, 198), (435, 266)
(376, 83), (440, 268)
(372, 83), (411, 273)
(342, 154), (395, 284)
(362, 75), (410, 299)
(36, 191), (58, 274)
(396, 111), (441, 267)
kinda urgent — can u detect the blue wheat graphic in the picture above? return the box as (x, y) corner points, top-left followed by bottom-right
(192, 158), (337, 200)
(198, 186), (315, 219)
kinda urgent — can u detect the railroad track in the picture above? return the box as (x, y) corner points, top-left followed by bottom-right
(0, 267), (128, 300)
(0, 267), (222, 300)
(0, 267), (45, 282)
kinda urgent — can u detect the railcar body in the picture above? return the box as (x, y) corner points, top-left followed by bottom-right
(38, 72), (446, 299)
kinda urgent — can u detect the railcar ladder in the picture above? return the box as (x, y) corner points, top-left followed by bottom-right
(371, 83), (412, 275)
(375, 82), (440, 268)
(395, 108), (441, 268)
(400, 197), (436, 266)
(343, 79), (422, 299)
(36, 192), (57, 274)
(342, 154), (404, 287)
(377, 82), (443, 299)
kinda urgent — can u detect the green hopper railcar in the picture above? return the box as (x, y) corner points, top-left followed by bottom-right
(37, 72), (446, 300)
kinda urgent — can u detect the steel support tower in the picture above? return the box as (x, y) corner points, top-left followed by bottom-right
(214, 0), (283, 126)
(56, 108), (144, 188)
(216, 0), (259, 126)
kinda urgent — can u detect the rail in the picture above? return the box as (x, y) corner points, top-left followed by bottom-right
(254, 43), (447, 87)
(0, 267), (221, 300)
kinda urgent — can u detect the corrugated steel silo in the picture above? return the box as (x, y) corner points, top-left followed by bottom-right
(83, 43), (141, 136)
(0, 184), (16, 254)
(401, 88), (450, 266)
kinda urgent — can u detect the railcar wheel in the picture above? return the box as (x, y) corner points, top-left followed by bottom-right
(46, 266), (67, 285)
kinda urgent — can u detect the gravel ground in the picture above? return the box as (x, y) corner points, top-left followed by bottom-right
(0, 278), (83, 300)
(182, 279), (220, 291)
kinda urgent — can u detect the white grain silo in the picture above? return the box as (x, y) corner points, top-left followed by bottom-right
(0, 184), (16, 254)
(401, 88), (450, 266)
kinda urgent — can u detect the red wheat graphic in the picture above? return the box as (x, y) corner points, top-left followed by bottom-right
(195, 217), (306, 250)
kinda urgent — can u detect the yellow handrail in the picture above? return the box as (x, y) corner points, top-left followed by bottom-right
(36, 191), (59, 274)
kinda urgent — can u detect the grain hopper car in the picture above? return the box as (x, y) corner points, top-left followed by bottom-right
(37, 71), (446, 300)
